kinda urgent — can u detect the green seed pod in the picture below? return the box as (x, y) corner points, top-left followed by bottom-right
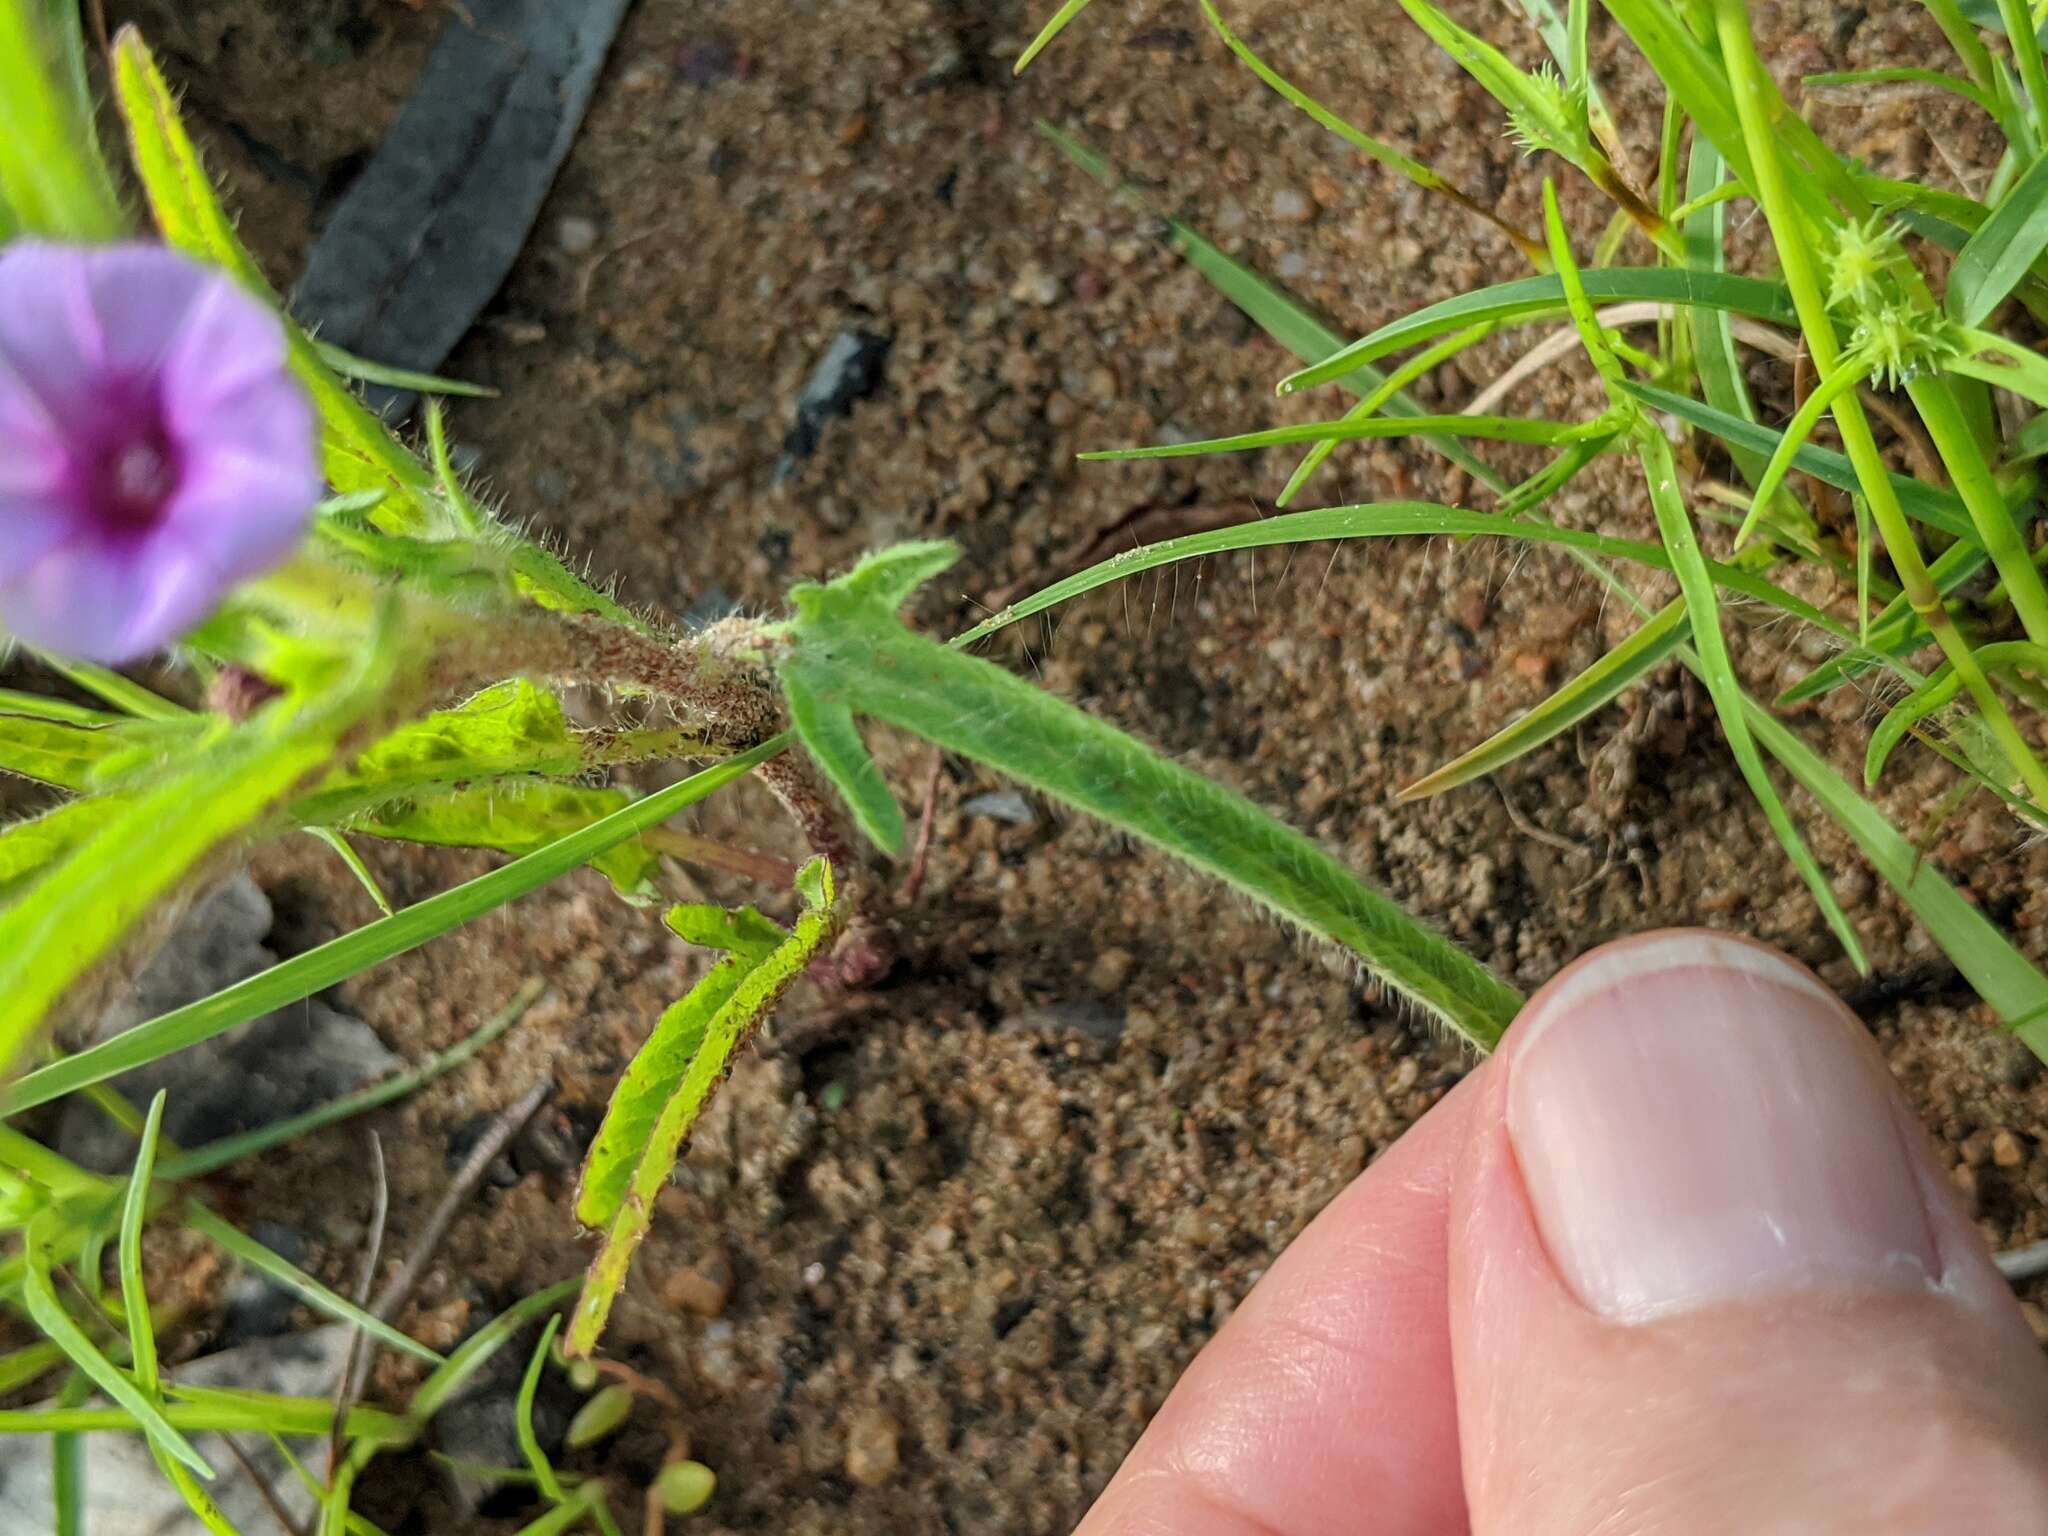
(565, 1384), (634, 1448)
(655, 1460), (716, 1515)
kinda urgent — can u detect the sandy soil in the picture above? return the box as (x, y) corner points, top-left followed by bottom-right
(65, 0), (2048, 1530)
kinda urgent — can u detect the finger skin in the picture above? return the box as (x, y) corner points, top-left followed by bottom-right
(1075, 1070), (1482, 1536)
(1450, 936), (2048, 1535)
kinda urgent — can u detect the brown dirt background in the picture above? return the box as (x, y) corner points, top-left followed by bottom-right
(87, 0), (2048, 1530)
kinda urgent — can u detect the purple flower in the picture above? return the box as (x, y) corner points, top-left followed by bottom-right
(0, 241), (318, 663)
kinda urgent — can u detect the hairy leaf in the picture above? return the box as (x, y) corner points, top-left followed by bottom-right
(784, 546), (1524, 1045)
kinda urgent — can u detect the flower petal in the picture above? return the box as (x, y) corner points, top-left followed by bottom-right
(75, 244), (216, 382)
(0, 533), (225, 664)
(159, 272), (295, 423)
(162, 377), (320, 577)
(0, 242), (103, 429)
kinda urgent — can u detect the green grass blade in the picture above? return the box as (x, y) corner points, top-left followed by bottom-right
(1949, 149), (2048, 324)
(1623, 382), (1986, 541)
(1867, 666), (1965, 786)
(1277, 269), (1796, 395)
(0, 742), (781, 1117)
(1014, 0), (1095, 72)
(1734, 358), (1875, 545)
(157, 981), (544, 1181)
(955, 502), (1850, 649)
(310, 828), (395, 918)
(1401, 600), (1688, 798)
(1778, 540), (1992, 703)
(1537, 178), (1865, 970)
(1037, 122), (1508, 491)
(183, 1203), (441, 1364)
(785, 546), (1524, 1046)
(380, 1282), (578, 1446)
(1738, 692), (2048, 1048)
(1082, 412), (1603, 461)
(19, 1214), (214, 1480)
(117, 1092), (168, 1393)
(315, 342), (498, 399)
(1198, 0), (1544, 262)
(1640, 425), (1867, 971)
(1803, 66), (1998, 115)
(0, 0), (123, 239)
(513, 1315), (567, 1504)
(34, 656), (187, 722)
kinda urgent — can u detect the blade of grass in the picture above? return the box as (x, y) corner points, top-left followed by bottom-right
(1198, 0), (1545, 262)
(1401, 599), (1689, 798)
(1538, 177), (1866, 969)
(19, 1212), (214, 1479)
(514, 1316), (567, 1503)
(314, 342), (497, 399)
(1081, 411), (1610, 459)
(1276, 268), (1796, 395)
(158, 980), (544, 1181)
(182, 1204), (439, 1364)
(0, 741), (782, 1117)
(1014, 0), (1095, 72)
(1037, 122), (1508, 492)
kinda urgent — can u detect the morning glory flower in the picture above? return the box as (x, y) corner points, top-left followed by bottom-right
(0, 241), (318, 663)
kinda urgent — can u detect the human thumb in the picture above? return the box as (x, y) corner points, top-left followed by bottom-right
(1450, 930), (2048, 1534)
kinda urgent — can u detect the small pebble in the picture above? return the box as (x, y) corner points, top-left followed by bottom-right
(844, 1408), (902, 1487)
(1088, 947), (1134, 992)
(555, 216), (600, 256)
(1512, 651), (1551, 682)
(1271, 187), (1313, 224)
(1993, 1130), (2026, 1169)
(1009, 261), (1062, 307)
(664, 1247), (736, 1318)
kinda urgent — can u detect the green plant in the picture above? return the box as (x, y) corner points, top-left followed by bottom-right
(5, 0), (2048, 1529)
(1018, 0), (2048, 1046)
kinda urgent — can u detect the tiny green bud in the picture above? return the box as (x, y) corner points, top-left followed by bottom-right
(0, 1170), (44, 1226)
(566, 1384), (634, 1448)
(655, 1460), (717, 1515)
(567, 1358), (600, 1393)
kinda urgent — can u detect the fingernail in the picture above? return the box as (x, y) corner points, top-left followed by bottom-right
(1509, 931), (1940, 1322)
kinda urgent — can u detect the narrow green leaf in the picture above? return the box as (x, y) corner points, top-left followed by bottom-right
(1198, 0), (1545, 262)
(352, 784), (662, 904)
(1949, 149), (2048, 324)
(19, 1214), (214, 1480)
(1014, 0), (1096, 71)
(117, 1092), (168, 1394)
(1867, 667), (1965, 786)
(1037, 122), (1508, 492)
(0, 0), (123, 238)
(783, 677), (905, 856)
(1803, 66), (1998, 115)
(310, 828), (394, 917)
(1739, 693), (2048, 1051)
(0, 718), (124, 792)
(1623, 381), (1984, 542)
(1081, 412), (1605, 460)
(183, 1203), (441, 1364)
(1277, 268), (1796, 395)
(1734, 357), (1876, 545)
(954, 502), (1850, 650)
(1401, 600), (1689, 798)
(0, 691), (121, 728)
(0, 741), (781, 1117)
(786, 546), (1525, 1045)
(513, 1315), (567, 1504)
(158, 981), (544, 1181)
(315, 342), (498, 399)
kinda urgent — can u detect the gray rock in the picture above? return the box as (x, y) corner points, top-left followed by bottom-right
(60, 876), (398, 1174)
(962, 789), (1036, 826)
(0, 1327), (351, 1534)
(294, 0), (634, 418)
(776, 330), (892, 480)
